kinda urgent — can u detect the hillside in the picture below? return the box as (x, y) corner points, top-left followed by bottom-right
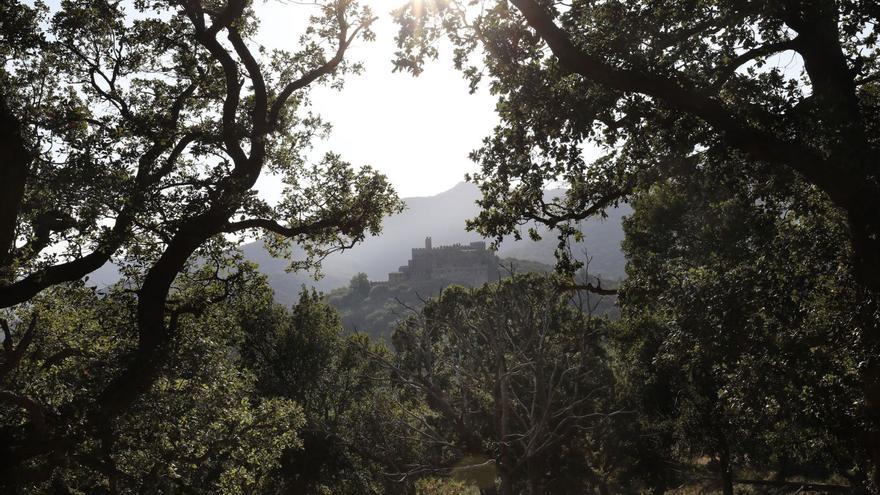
(245, 182), (628, 305)
(326, 257), (618, 340)
(86, 182), (628, 306)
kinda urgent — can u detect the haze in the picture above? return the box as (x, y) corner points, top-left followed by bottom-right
(254, 0), (499, 199)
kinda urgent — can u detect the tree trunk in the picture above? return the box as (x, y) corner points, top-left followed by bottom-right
(847, 201), (880, 488)
(847, 196), (880, 294)
(494, 338), (513, 495)
(93, 209), (228, 430)
(713, 430), (735, 495)
(0, 95), (31, 280)
(527, 460), (542, 495)
(856, 292), (880, 490)
(718, 440), (734, 495)
(866, 403), (880, 491)
(496, 469), (513, 495)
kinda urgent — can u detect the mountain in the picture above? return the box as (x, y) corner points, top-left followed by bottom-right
(87, 182), (629, 306)
(244, 182), (629, 305)
(326, 256), (619, 340)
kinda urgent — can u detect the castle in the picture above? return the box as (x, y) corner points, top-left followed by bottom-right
(387, 237), (500, 287)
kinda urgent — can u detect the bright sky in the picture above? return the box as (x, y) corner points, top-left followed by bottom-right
(254, 0), (500, 198)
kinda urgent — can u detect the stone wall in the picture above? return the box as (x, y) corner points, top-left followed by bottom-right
(387, 237), (500, 287)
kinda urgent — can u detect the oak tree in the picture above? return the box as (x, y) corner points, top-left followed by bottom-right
(388, 275), (615, 495)
(393, 0), (880, 477)
(1, 0), (401, 482)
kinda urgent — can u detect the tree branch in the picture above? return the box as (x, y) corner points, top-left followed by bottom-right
(267, 12), (373, 129)
(710, 38), (801, 91)
(560, 281), (617, 296)
(0, 94), (32, 270)
(507, 0), (855, 209)
(0, 313), (38, 383)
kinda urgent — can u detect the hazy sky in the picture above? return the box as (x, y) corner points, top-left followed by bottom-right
(254, 0), (500, 199)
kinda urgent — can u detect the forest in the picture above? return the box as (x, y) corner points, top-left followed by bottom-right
(1, 0), (879, 493)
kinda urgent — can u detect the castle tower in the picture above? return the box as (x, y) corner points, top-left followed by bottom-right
(425, 236), (432, 250)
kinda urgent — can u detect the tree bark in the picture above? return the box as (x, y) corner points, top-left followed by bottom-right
(0, 94), (31, 280)
(527, 461), (542, 495)
(847, 202), (880, 294)
(95, 209), (226, 421)
(857, 294), (880, 491)
(718, 438), (734, 495)
(493, 334), (514, 495)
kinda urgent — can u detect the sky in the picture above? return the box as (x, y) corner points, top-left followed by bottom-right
(254, 0), (500, 199)
(250, 0), (806, 200)
(40, 0), (808, 201)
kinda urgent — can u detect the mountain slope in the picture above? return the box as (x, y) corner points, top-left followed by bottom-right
(244, 182), (628, 305)
(88, 182), (628, 306)
(327, 257), (619, 339)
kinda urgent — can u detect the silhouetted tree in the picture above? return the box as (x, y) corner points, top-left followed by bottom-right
(615, 161), (869, 492)
(1, 261), (303, 492)
(238, 289), (412, 494)
(386, 275), (616, 495)
(0, 0), (401, 483)
(349, 272), (373, 300)
(393, 0), (880, 478)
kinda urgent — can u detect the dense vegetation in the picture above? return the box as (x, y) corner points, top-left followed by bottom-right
(5, 268), (868, 492)
(393, 0), (880, 488)
(0, 0), (401, 487)
(325, 257), (617, 339)
(2, 0), (879, 493)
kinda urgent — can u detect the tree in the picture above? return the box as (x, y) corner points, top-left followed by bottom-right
(1, 0), (402, 482)
(349, 272), (373, 300)
(392, 0), (880, 478)
(614, 163), (869, 493)
(238, 289), (414, 494)
(1, 262), (302, 493)
(395, 0), (879, 290)
(387, 275), (617, 495)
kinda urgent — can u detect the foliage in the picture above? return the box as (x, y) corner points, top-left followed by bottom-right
(328, 275), (456, 339)
(614, 164), (871, 493)
(416, 477), (480, 495)
(4, 0), (880, 492)
(387, 274), (618, 495)
(0, 0), (402, 481)
(238, 288), (419, 494)
(0, 264), (302, 493)
(391, 0), (880, 477)
(349, 272), (373, 300)
(392, 0), (880, 286)
(326, 258), (616, 339)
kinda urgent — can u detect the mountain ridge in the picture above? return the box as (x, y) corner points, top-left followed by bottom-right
(91, 182), (628, 306)
(244, 182), (627, 305)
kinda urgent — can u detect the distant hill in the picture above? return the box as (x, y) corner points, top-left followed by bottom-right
(246, 182), (628, 306)
(87, 182), (628, 306)
(326, 257), (618, 340)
